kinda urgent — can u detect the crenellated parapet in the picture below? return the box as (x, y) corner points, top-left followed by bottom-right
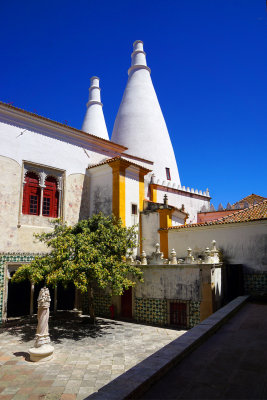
(149, 173), (210, 198)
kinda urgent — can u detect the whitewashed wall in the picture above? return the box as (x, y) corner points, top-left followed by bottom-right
(141, 213), (160, 255)
(0, 113), (120, 253)
(135, 266), (201, 301)
(156, 187), (210, 223)
(88, 165), (112, 216)
(168, 220), (267, 272)
(172, 212), (186, 226)
(0, 121), (109, 176)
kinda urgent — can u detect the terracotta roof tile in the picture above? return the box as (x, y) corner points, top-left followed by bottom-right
(167, 200), (267, 230)
(233, 193), (267, 207)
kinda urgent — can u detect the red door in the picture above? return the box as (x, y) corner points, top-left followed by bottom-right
(121, 287), (132, 318)
(170, 302), (187, 328)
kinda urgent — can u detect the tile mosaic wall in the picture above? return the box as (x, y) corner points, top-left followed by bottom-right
(134, 297), (200, 329)
(81, 289), (112, 318)
(134, 297), (168, 325)
(189, 301), (200, 328)
(0, 253), (38, 323)
(244, 273), (267, 296)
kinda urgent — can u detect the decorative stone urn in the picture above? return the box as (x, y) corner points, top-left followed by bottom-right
(29, 287), (54, 362)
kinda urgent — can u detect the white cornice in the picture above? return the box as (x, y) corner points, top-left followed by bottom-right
(0, 102), (126, 154)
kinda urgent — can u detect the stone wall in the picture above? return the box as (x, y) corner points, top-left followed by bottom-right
(0, 155), (92, 253)
(168, 220), (267, 273)
(134, 265), (201, 302)
(65, 173), (90, 225)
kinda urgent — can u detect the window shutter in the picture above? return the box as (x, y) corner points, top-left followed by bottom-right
(22, 172), (40, 215)
(43, 177), (58, 218)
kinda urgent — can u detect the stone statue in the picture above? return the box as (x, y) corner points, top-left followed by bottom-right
(35, 287), (51, 347)
(29, 287), (54, 362)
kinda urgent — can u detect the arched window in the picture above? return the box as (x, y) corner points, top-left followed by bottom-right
(22, 172), (40, 215)
(42, 176), (59, 218)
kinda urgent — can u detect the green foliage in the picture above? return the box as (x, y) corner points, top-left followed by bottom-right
(12, 213), (143, 296)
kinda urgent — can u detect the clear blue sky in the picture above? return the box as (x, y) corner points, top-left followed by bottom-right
(1, 0), (266, 208)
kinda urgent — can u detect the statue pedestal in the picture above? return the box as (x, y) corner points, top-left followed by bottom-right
(29, 344), (54, 362)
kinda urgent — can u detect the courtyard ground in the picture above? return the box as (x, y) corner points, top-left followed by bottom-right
(0, 316), (185, 400)
(140, 301), (267, 399)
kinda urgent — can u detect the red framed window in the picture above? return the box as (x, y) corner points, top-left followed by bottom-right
(22, 172), (41, 215)
(42, 176), (59, 218)
(166, 168), (171, 180)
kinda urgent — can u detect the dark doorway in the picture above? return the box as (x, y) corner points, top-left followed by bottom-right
(225, 264), (244, 302)
(170, 302), (187, 328)
(57, 282), (75, 310)
(121, 287), (132, 318)
(33, 282), (75, 313)
(7, 273), (31, 317)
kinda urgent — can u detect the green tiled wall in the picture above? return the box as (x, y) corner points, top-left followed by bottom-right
(81, 289), (112, 318)
(0, 253), (39, 324)
(134, 297), (200, 328)
(134, 298), (168, 325)
(189, 301), (200, 328)
(244, 273), (267, 296)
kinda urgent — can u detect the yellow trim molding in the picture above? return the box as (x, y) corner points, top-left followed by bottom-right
(158, 208), (173, 258)
(110, 160), (128, 225)
(150, 184), (157, 203)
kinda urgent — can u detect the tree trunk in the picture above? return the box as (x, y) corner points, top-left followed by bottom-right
(88, 283), (95, 324)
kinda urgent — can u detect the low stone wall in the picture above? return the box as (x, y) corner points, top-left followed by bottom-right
(244, 273), (267, 297)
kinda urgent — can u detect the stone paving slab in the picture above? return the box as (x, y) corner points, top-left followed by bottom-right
(140, 300), (267, 399)
(88, 296), (249, 400)
(0, 317), (185, 400)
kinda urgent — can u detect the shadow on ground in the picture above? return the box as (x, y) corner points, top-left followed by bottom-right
(1, 316), (122, 344)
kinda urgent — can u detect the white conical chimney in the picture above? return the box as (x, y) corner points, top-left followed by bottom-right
(111, 41), (180, 184)
(82, 76), (109, 140)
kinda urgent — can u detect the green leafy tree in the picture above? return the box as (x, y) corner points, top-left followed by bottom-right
(12, 213), (143, 322)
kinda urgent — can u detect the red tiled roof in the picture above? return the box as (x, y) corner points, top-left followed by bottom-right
(87, 156), (152, 173)
(233, 193), (267, 207)
(167, 200), (267, 230)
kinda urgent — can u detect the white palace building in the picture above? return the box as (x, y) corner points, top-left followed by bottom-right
(3, 40), (264, 325)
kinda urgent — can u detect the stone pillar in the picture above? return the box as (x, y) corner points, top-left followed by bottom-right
(57, 177), (63, 218)
(30, 282), (34, 317)
(53, 286), (57, 313)
(39, 172), (47, 216)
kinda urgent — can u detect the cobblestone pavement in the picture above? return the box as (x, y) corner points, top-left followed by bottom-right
(0, 317), (185, 400)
